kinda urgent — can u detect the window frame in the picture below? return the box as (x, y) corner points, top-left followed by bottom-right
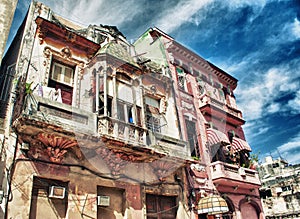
(176, 66), (186, 91)
(116, 99), (135, 124)
(50, 61), (74, 87)
(145, 96), (161, 133)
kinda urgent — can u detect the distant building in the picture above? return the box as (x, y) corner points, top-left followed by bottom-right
(0, 1), (264, 219)
(258, 156), (300, 219)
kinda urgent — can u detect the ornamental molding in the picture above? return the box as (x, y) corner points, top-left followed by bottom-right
(13, 117), (82, 163)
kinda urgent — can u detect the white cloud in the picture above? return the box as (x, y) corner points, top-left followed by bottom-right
(40, 0), (142, 27)
(257, 126), (270, 135)
(291, 18), (300, 39)
(258, 131), (300, 164)
(267, 17), (300, 45)
(287, 89), (300, 114)
(277, 132), (300, 164)
(235, 61), (300, 121)
(224, 0), (267, 10)
(155, 0), (213, 33)
(266, 103), (280, 113)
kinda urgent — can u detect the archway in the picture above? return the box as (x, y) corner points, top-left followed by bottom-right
(222, 196), (235, 219)
(239, 198), (261, 219)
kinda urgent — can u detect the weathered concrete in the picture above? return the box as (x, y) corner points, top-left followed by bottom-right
(0, 0), (18, 65)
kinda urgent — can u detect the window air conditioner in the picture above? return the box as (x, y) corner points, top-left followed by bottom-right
(97, 195), (110, 206)
(275, 187), (282, 193)
(49, 186), (66, 199)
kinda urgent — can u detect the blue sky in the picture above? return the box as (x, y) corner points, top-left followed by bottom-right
(6, 0), (300, 164)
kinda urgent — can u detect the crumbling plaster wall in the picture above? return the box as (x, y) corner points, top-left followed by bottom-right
(0, 0), (18, 64)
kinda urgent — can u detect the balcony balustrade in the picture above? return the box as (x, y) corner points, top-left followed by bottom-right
(200, 95), (242, 118)
(210, 161), (261, 189)
(98, 116), (146, 146)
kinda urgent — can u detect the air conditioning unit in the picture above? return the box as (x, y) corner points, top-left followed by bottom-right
(238, 167), (246, 176)
(97, 195), (110, 206)
(275, 187), (282, 193)
(49, 186), (66, 199)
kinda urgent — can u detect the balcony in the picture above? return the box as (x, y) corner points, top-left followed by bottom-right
(97, 116), (189, 159)
(199, 95), (245, 125)
(98, 116), (146, 146)
(210, 161), (261, 190)
(26, 94), (97, 135)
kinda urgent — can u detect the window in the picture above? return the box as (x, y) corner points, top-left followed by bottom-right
(228, 130), (235, 142)
(260, 189), (272, 199)
(0, 63), (15, 102)
(51, 62), (74, 86)
(98, 95), (112, 116)
(176, 67), (186, 90)
(117, 99), (135, 124)
(146, 194), (177, 219)
(117, 101), (125, 121)
(146, 111), (161, 132)
(136, 106), (142, 126)
(282, 185), (292, 192)
(0, 63), (15, 118)
(186, 120), (200, 157)
(48, 61), (75, 105)
(127, 105), (133, 123)
(145, 97), (161, 133)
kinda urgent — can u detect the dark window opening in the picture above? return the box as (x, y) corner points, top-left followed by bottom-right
(260, 189), (272, 199)
(272, 163), (279, 168)
(178, 75), (185, 90)
(136, 106), (142, 126)
(228, 131), (235, 142)
(107, 97), (112, 116)
(186, 120), (200, 158)
(0, 63), (15, 118)
(128, 105), (133, 123)
(98, 95), (112, 116)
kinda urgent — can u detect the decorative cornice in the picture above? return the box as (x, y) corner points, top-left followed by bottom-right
(35, 16), (100, 57)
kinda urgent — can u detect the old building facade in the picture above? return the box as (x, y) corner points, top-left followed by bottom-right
(0, 2), (263, 219)
(135, 28), (264, 219)
(258, 156), (300, 219)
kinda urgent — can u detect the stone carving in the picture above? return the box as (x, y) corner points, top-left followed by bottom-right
(61, 46), (72, 58)
(96, 147), (127, 176)
(150, 160), (178, 181)
(37, 133), (80, 163)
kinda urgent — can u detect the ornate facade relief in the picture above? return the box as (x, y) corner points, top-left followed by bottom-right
(13, 118), (82, 163)
(150, 160), (180, 181)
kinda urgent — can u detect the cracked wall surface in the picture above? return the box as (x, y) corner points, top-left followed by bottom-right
(0, 0), (18, 64)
